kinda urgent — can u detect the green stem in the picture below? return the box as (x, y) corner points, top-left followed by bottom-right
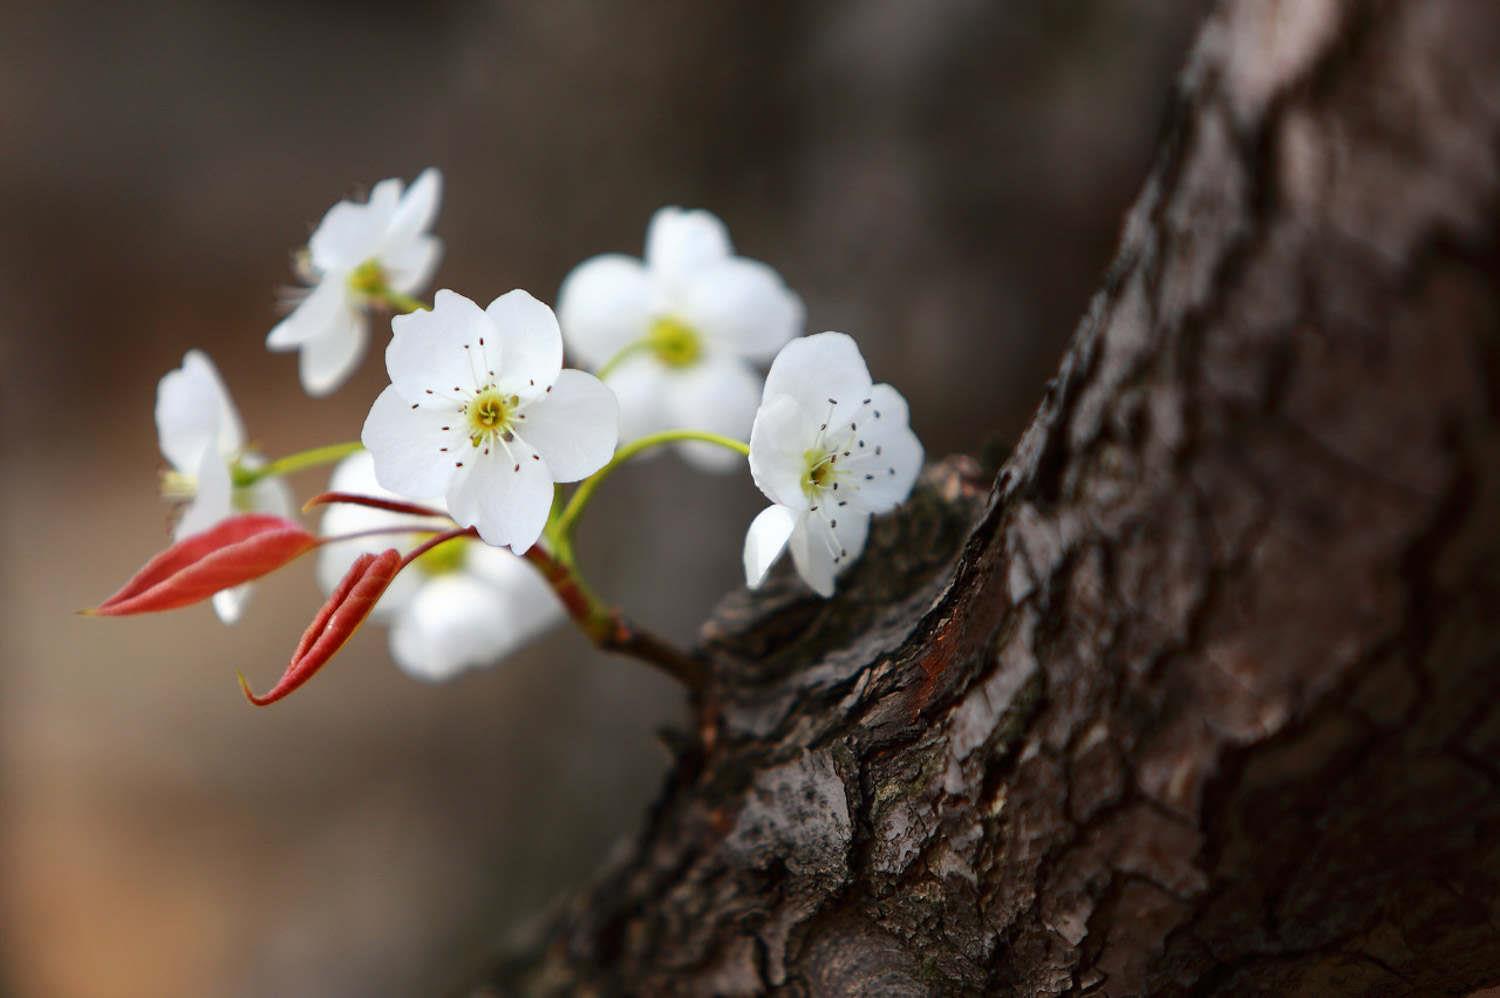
(381, 289), (428, 314)
(234, 441), (364, 486)
(550, 429), (750, 548)
(594, 339), (653, 381)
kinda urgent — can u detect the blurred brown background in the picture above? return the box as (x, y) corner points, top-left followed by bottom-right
(0, 3), (1204, 995)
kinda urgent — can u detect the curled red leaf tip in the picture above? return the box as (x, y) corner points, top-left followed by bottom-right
(240, 548), (403, 706)
(88, 514), (317, 617)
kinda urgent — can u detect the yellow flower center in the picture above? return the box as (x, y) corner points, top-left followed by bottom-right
(348, 259), (387, 297)
(802, 448), (838, 499)
(467, 388), (517, 447)
(414, 536), (468, 577)
(648, 316), (703, 368)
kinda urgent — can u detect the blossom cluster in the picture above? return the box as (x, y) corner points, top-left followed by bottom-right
(97, 170), (924, 700)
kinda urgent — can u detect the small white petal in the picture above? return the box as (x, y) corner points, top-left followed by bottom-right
(603, 354), (672, 444)
(385, 167), (442, 247)
(176, 445), (234, 539)
(386, 289), (491, 400)
(366, 178), (403, 225)
(518, 370), (619, 482)
(788, 510), (869, 598)
(362, 385), (461, 499)
(157, 350), (244, 470)
(848, 384), (923, 514)
(389, 574), (509, 681)
(748, 394), (813, 511)
(383, 234), (443, 295)
(556, 254), (654, 368)
(298, 311), (369, 397)
(268, 278), (352, 351)
(677, 258), (804, 362)
(646, 207), (732, 284)
(486, 290), (563, 399)
(464, 543), (566, 631)
(246, 469), (296, 520)
(762, 332), (873, 416)
(212, 586), (251, 625)
(663, 355), (760, 472)
(309, 200), (383, 274)
(744, 504), (797, 588)
(447, 450), (554, 553)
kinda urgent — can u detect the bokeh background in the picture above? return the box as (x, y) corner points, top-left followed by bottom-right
(0, 3), (1205, 995)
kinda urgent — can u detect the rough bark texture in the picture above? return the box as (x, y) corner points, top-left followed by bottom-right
(479, 2), (1500, 994)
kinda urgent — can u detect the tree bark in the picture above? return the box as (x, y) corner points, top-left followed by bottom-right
(478, 2), (1500, 994)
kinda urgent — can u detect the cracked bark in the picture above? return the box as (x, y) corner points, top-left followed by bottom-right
(476, 2), (1500, 994)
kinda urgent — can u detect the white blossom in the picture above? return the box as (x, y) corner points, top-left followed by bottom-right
(316, 453), (564, 681)
(268, 168), (443, 396)
(743, 333), (923, 597)
(362, 289), (619, 553)
(155, 350), (293, 623)
(556, 207), (803, 470)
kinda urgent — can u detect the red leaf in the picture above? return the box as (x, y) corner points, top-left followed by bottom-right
(87, 514), (318, 617)
(238, 548), (403, 706)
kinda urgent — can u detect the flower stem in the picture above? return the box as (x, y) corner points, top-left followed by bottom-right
(234, 442), (364, 487)
(594, 339), (652, 381)
(550, 429), (750, 548)
(381, 289), (428, 314)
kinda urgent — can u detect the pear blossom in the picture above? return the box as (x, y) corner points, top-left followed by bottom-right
(743, 332), (923, 597)
(155, 350), (293, 623)
(362, 289), (619, 553)
(556, 207), (804, 470)
(268, 168), (443, 396)
(317, 453), (564, 680)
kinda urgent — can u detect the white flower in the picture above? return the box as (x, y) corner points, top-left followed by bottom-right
(742, 332), (923, 597)
(267, 168), (443, 396)
(361, 289), (619, 553)
(316, 452), (564, 681)
(556, 207), (803, 470)
(155, 350), (293, 623)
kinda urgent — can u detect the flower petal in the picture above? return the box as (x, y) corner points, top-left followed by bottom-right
(298, 311), (369, 397)
(157, 350), (243, 470)
(676, 258), (804, 362)
(848, 383), (923, 514)
(389, 556), (559, 681)
(446, 450), (554, 553)
(603, 354), (672, 444)
(176, 445), (234, 539)
(309, 200), (382, 274)
(556, 254), (654, 368)
(486, 289), (563, 400)
(788, 509), (869, 598)
(743, 504), (797, 588)
(748, 394), (813, 510)
(385, 167), (442, 247)
(267, 278), (351, 350)
(517, 370), (618, 482)
(762, 331), (873, 417)
(383, 234), (443, 296)
(362, 385), (462, 500)
(315, 452), (427, 618)
(663, 355), (760, 472)
(646, 207), (732, 284)
(212, 585), (251, 625)
(386, 289), (490, 400)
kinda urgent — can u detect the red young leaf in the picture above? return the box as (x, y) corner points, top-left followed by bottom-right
(238, 548), (403, 706)
(87, 514), (318, 617)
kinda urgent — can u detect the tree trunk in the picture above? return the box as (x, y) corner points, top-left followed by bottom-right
(478, 2), (1500, 994)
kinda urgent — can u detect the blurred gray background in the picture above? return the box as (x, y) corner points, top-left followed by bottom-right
(0, 2), (1203, 995)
